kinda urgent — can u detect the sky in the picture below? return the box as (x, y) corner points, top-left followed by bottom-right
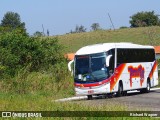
(0, 0), (160, 35)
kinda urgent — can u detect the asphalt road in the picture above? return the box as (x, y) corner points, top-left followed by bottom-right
(75, 89), (160, 111)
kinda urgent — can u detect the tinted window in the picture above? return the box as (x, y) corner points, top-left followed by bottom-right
(117, 48), (155, 65)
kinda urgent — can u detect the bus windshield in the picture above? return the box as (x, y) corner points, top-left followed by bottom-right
(74, 53), (109, 82)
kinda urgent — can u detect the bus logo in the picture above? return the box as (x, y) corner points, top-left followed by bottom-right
(128, 65), (145, 87)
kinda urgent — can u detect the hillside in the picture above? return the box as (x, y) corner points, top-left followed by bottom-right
(58, 26), (160, 53)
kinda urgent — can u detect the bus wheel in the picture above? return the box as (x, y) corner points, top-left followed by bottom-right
(116, 83), (123, 97)
(140, 89), (145, 93)
(145, 80), (151, 93)
(123, 91), (127, 96)
(87, 95), (93, 100)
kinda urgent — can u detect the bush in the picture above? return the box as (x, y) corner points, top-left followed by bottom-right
(119, 26), (128, 29)
(0, 29), (65, 77)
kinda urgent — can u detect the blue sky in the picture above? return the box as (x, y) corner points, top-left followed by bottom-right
(0, 0), (160, 35)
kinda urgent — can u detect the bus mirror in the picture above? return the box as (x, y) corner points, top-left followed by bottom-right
(68, 60), (74, 75)
(68, 60), (74, 71)
(106, 55), (112, 67)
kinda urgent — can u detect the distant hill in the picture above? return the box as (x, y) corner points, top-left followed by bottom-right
(57, 26), (160, 53)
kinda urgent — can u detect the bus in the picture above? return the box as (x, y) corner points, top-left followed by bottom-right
(69, 43), (159, 99)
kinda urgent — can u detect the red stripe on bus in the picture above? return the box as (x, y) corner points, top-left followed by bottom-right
(149, 61), (158, 79)
(110, 63), (126, 92)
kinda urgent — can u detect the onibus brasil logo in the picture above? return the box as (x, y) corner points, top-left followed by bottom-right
(2, 112), (42, 118)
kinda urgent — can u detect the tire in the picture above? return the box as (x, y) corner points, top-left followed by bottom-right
(145, 80), (151, 93)
(140, 89), (145, 93)
(123, 91), (127, 96)
(141, 80), (151, 93)
(116, 83), (123, 97)
(87, 95), (93, 100)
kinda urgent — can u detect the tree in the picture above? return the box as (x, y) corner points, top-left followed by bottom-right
(91, 23), (100, 31)
(0, 11), (26, 32)
(47, 29), (50, 36)
(70, 25), (87, 33)
(33, 31), (43, 37)
(75, 25), (79, 33)
(130, 11), (160, 27)
(78, 25), (87, 32)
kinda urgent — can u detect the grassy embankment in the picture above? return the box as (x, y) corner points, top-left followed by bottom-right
(58, 26), (160, 52)
(0, 27), (160, 119)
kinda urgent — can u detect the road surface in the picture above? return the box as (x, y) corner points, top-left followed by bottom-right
(56, 88), (160, 111)
(76, 89), (160, 111)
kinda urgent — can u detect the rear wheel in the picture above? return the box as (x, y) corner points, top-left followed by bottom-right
(140, 89), (145, 93)
(140, 80), (151, 93)
(87, 95), (93, 100)
(145, 80), (151, 93)
(123, 91), (127, 96)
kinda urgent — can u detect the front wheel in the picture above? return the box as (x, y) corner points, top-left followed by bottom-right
(87, 95), (93, 100)
(116, 83), (123, 97)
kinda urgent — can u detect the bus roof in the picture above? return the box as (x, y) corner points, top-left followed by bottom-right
(75, 43), (154, 55)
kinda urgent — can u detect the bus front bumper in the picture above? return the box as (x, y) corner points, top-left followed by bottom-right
(75, 83), (110, 96)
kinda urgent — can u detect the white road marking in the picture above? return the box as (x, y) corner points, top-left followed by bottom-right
(55, 96), (87, 102)
(55, 87), (160, 102)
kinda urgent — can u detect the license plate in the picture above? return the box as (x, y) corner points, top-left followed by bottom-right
(88, 90), (94, 94)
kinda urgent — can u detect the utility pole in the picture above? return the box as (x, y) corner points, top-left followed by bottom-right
(42, 24), (45, 36)
(108, 13), (115, 30)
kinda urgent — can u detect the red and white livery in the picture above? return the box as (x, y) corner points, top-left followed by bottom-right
(69, 43), (158, 99)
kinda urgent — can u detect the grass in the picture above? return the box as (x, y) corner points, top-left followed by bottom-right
(58, 26), (160, 52)
(1, 92), (125, 111)
(1, 92), (158, 120)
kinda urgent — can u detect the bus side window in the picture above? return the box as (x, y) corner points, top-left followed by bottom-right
(109, 56), (114, 74)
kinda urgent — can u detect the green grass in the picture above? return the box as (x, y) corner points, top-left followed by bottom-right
(0, 70), (74, 100)
(1, 92), (157, 120)
(0, 92), (125, 111)
(58, 26), (160, 52)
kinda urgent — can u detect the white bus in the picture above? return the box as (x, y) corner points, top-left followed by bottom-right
(69, 43), (158, 99)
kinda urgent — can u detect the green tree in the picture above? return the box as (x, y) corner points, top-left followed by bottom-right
(0, 11), (26, 32)
(91, 23), (100, 31)
(33, 31), (44, 37)
(78, 25), (87, 32)
(70, 25), (87, 33)
(119, 26), (128, 29)
(130, 11), (160, 27)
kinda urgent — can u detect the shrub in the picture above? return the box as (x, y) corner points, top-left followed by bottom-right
(0, 29), (65, 77)
(119, 26), (128, 29)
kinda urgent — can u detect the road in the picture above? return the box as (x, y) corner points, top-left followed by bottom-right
(76, 89), (160, 111)
(56, 88), (160, 111)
